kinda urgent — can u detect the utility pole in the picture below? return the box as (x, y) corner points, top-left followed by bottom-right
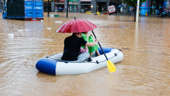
(91, 0), (96, 14)
(48, 0), (50, 17)
(66, 0), (69, 18)
(51, 0), (55, 12)
(136, 0), (140, 23)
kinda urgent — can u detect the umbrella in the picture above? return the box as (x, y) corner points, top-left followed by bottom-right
(56, 19), (97, 33)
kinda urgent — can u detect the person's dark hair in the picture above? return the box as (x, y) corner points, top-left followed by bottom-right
(73, 33), (80, 35)
(82, 32), (88, 34)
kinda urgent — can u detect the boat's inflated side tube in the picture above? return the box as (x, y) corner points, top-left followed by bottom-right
(36, 48), (124, 75)
(98, 48), (112, 54)
(36, 58), (57, 75)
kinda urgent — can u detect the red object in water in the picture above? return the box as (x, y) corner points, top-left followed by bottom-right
(56, 19), (97, 33)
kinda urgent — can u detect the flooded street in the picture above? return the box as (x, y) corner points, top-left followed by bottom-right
(0, 13), (170, 96)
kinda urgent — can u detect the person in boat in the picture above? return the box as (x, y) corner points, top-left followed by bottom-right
(81, 32), (100, 57)
(61, 33), (98, 62)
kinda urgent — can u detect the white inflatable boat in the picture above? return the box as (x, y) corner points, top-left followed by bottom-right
(36, 48), (124, 75)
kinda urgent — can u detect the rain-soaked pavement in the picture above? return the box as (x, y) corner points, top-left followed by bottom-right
(0, 13), (170, 96)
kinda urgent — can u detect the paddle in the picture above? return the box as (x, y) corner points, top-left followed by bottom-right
(91, 30), (116, 72)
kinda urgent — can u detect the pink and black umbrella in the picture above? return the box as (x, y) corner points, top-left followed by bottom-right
(56, 19), (97, 33)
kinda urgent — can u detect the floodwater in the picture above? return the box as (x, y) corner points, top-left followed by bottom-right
(0, 13), (170, 96)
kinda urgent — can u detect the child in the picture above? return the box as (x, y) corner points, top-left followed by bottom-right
(81, 32), (100, 57)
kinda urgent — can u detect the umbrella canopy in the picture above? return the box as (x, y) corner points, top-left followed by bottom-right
(56, 19), (97, 33)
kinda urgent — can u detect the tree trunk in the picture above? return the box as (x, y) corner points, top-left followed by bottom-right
(134, 7), (136, 22)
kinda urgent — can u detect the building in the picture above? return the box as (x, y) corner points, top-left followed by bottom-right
(49, 0), (120, 13)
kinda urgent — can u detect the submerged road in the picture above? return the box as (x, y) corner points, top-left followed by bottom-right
(0, 13), (170, 96)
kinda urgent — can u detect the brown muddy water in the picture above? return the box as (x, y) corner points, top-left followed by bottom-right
(0, 13), (170, 96)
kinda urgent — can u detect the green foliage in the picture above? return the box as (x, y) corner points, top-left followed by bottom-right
(123, 0), (146, 7)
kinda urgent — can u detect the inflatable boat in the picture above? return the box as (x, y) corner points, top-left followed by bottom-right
(36, 48), (124, 75)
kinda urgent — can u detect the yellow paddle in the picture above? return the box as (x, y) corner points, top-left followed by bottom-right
(92, 31), (116, 72)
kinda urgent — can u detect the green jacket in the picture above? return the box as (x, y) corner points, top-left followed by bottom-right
(82, 33), (98, 53)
